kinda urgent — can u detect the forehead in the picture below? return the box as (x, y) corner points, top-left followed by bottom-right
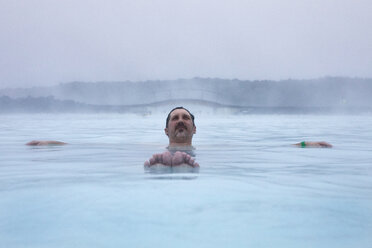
(169, 109), (191, 118)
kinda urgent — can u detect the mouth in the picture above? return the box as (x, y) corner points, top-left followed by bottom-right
(176, 123), (187, 131)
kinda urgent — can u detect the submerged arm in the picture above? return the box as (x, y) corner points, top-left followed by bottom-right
(294, 141), (332, 148)
(26, 140), (67, 146)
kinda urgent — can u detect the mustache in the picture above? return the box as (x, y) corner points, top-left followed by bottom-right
(176, 122), (187, 130)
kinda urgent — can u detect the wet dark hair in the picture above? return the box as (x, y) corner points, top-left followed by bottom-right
(166, 107), (195, 128)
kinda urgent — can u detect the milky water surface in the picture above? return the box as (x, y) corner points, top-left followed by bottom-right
(0, 113), (371, 248)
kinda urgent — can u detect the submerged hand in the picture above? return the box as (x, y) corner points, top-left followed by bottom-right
(172, 151), (199, 167)
(144, 151), (199, 167)
(146, 151), (173, 166)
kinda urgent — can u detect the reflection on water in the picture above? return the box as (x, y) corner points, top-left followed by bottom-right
(145, 174), (199, 180)
(0, 114), (372, 248)
(145, 164), (199, 180)
(145, 164), (199, 174)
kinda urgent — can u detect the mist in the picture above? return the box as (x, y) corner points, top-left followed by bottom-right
(1, 0), (372, 89)
(1, 77), (371, 114)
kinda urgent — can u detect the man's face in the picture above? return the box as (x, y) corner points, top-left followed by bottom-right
(165, 108), (196, 145)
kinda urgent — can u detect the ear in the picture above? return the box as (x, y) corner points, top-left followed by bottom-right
(193, 126), (196, 134)
(164, 128), (169, 136)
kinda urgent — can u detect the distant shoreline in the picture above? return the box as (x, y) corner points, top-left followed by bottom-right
(1, 96), (371, 115)
(1, 77), (371, 113)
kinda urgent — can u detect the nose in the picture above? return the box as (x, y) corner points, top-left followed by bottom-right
(176, 120), (186, 128)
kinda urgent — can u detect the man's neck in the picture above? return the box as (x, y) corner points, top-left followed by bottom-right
(167, 144), (195, 154)
(168, 141), (192, 147)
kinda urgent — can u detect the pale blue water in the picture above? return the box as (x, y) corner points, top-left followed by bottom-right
(0, 113), (371, 248)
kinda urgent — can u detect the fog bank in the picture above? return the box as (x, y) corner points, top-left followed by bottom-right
(1, 77), (371, 114)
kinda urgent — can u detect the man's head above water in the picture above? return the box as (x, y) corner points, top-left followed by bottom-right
(165, 107), (196, 147)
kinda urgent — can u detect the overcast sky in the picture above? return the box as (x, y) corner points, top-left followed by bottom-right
(0, 0), (371, 88)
